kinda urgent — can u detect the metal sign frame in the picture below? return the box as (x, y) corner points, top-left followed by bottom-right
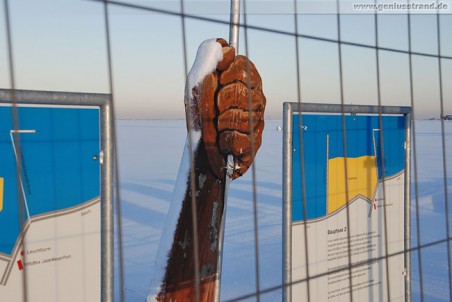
(283, 102), (411, 302)
(0, 89), (114, 302)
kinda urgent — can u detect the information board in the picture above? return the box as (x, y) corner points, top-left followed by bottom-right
(0, 105), (101, 301)
(283, 103), (411, 302)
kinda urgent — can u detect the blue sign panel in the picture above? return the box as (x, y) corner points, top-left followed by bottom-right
(0, 106), (100, 256)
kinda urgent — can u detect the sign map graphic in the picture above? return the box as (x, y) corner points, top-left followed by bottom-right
(0, 106), (101, 301)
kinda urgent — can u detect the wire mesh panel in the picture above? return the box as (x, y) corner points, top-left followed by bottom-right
(1, 0), (452, 302)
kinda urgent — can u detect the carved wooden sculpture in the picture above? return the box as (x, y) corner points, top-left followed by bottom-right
(149, 38), (265, 302)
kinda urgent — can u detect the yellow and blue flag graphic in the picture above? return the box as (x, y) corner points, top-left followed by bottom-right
(292, 114), (406, 221)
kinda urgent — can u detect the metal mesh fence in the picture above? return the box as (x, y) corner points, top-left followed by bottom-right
(2, 0), (451, 301)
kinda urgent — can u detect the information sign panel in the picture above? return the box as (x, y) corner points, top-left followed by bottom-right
(283, 103), (411, 302)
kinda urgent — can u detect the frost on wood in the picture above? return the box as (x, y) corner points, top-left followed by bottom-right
(185, 38), (224, 132)
(147, 39), (224, 302)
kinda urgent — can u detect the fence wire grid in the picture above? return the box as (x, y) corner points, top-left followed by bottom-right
(1, 0), (452, 301)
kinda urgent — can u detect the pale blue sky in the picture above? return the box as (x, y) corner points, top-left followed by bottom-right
(1, 0), (451, 119)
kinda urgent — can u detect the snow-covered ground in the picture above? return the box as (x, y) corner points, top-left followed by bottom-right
(409, 120), (452, 302)
(116, 119), (451, 302)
